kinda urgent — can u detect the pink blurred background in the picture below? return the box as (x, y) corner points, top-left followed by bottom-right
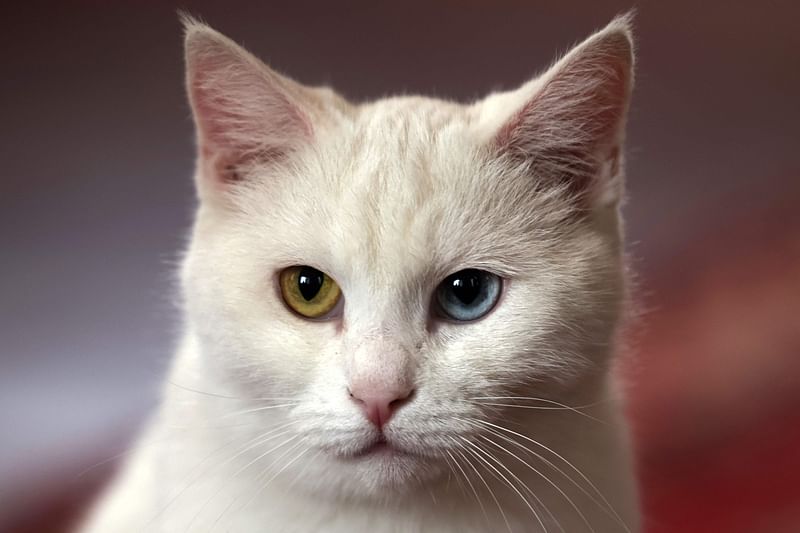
(1, 1), (798, 531)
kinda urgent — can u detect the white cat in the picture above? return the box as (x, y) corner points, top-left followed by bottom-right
(81, 13), (639, 533)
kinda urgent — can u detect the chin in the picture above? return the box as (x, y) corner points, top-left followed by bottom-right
(313, 444), (444, 500)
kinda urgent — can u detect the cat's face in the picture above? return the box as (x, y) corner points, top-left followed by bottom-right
(180, 17), (632, 499)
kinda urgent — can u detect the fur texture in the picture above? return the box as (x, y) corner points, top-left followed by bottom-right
(82, 14), (639, 533)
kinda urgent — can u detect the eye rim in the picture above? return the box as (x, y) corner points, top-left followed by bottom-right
(433, 268), (504, 323)
(278, 265), (343, 320)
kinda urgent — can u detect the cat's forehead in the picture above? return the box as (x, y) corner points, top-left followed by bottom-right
(261, 97), (563, 281)
(341, 96), (476, 172)
(234, 95), (569, 286)
(325, 100), (486, 255)
(356, 96), (471, 133)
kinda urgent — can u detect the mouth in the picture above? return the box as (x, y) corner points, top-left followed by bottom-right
(348, 435), (409, 459)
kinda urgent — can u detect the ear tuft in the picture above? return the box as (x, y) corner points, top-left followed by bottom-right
(177, 10), (205, 36)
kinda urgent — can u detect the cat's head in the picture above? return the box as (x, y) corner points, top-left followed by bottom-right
(179, 15), (634, 499)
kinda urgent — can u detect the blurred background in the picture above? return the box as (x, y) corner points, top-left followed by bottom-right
(1, 1), (798, 532)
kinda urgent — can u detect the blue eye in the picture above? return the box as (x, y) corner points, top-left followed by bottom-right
(435, 269), (502, 322)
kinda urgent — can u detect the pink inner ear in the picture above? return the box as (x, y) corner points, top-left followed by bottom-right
(219, 162), (243, 184)
(192, 74), (311, 170)
(185, 30), (313, 188)
(203, 144), (298, 186)
(493, 29), (632, 204)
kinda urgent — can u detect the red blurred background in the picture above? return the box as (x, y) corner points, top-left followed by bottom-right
(2, 1), (798, 532)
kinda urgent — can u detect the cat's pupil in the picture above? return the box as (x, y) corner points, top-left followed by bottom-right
(449, 270), (482, 305)
(297, 267), (324, 301)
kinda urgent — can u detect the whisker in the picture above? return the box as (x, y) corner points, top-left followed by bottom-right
(214, 402), (301, 421)
(469, 396), (606, 410)
(441, 450), (464, 499)
(445, 448), (490, 528)
(77, 405), (297, 479)
(467, 397), (607, 424)
(184, 432), (301, 531)
(147, 420), (298, 527)
(214, 439), (310, 531)
(472, 403), (606, 425)
(479, 433), (585, 533)
(475, 436), (564, 533)
(464, 417), (631, 533)
(427, 484), (439, 506)
(168, 381), (300, 402)
(461, 437), (549, 533)
(168, 381), (245, 400)
(453, 440), (513, 533)
(76, 435), (172, 479)
(289, 446), (323, 489)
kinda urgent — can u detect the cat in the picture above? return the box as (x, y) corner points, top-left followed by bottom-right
(81, 12), (639, 533)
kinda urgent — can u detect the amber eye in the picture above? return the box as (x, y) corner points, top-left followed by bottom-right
(279, 266), (342, 319)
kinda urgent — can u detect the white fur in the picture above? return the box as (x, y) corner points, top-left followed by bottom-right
(81, 14), (639, 533)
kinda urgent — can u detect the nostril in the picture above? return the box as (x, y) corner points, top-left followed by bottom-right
(348, 389), (367, 409)
(348, 387), (416, 428)
(388, 388), (415, 410)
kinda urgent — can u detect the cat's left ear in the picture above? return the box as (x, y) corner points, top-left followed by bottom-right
(480, 14), (634, 208)
(182, 16), (314, 203)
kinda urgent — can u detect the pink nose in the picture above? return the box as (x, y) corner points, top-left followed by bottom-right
(348, 385), (414, 428)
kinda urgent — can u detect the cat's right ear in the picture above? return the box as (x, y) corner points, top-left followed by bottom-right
(182, 16), (312, 203)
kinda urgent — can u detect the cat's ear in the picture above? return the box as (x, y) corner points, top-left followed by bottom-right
(182, 16), (313, 201)
(484, 14), (634, 208)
